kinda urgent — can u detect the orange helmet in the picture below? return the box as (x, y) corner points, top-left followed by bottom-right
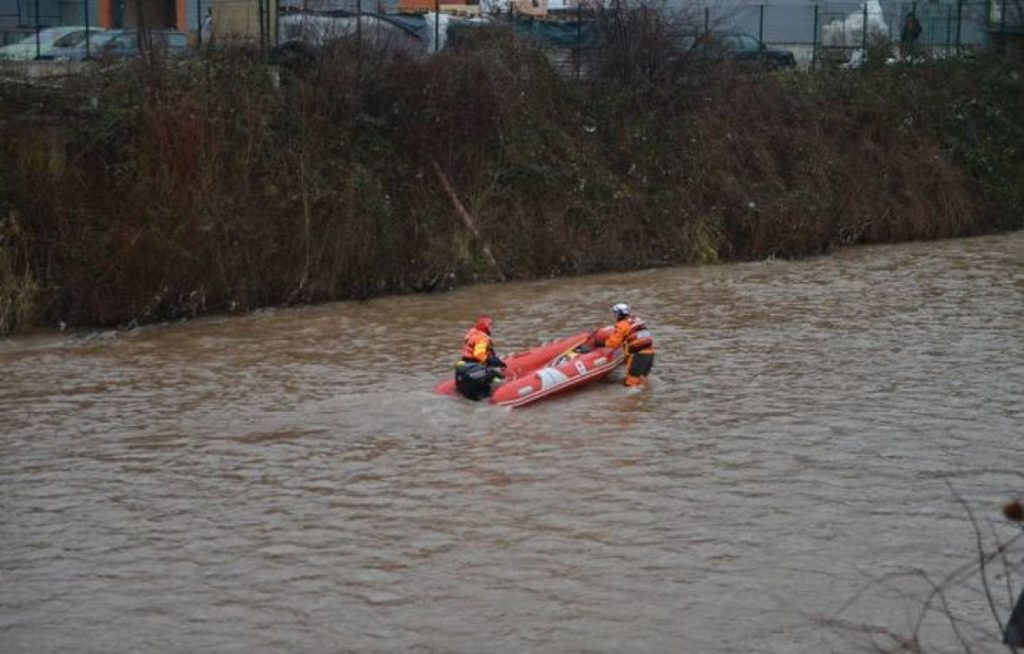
(474, 315), (493, 334)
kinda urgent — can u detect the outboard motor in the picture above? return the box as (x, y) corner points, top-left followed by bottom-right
(454, 361), (502, 401)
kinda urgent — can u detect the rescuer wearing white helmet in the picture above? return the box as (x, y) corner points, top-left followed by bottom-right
(600, 303), (655, 386)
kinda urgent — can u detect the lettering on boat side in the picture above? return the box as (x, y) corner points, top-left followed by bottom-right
(575, 361), (587, 374)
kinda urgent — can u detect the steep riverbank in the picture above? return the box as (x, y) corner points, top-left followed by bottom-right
(1, 37), (1022, 334)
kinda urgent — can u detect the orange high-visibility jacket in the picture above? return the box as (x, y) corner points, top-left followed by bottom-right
(462, 327), (495, 363)
(605, 316), (654, 354)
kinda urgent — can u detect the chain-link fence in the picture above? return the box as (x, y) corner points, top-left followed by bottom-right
(0, 0), (1020, 67)
(668, 0), (1019, 66)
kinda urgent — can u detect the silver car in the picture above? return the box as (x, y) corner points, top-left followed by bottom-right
(54, 29), (189, 61)
(0, 26), (106, 60)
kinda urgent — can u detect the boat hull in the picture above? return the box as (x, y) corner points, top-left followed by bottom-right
(433, 331), (590, 397)
(434, 327), (622, 407)
(489, 345), (624, 408)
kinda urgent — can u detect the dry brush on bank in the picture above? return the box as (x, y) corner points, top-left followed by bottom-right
(0, 27), (1021, 334)
(819, 492), (1024, 653)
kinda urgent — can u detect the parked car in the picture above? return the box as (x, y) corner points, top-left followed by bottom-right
(0, 26), (107, 60)
(688, 31), (797, 69)
(54, 28), (188, 60)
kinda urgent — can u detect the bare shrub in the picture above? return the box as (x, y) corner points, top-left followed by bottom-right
(0, 212), (37, 335)
(589, 0), (701, 87)
(0, 35), (1019, 330)
(819, 487), (1024, 652)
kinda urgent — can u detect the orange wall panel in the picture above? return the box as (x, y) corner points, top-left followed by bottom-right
(99, 0), (112, 27)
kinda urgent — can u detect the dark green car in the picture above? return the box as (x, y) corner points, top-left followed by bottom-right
(689, 31), (797, 69)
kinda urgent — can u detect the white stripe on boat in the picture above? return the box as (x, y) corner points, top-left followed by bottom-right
(495, 353), (624, 408)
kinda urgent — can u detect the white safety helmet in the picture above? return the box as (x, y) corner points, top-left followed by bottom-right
(611, 303), (631, 318)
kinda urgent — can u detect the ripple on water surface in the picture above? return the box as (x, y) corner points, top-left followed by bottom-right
(1, 233), (1022, 652)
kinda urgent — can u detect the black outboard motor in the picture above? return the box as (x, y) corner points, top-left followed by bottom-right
(454, 361), (502, 401)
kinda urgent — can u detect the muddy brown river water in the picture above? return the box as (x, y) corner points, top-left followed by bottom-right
(2, 233), (1022, 652)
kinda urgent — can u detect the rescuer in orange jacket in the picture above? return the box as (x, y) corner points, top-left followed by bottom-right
(454, 315), (507, 400)
(599, 303), (655, 387)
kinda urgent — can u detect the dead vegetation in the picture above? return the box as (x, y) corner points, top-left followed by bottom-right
(818, 488), (1024, 652)
(0, 19), (1021, 333)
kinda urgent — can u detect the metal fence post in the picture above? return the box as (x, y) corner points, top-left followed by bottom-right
(861, 1), (868, 52)
(85, 0), (91, 58)
(758, 4), (764, 43)
(435, 0), (440, 53)
(945, 3), (952, 52)
(575, 2), (581, 81)
(812, 3), (818, 69)
(34, 0), (40, 59)
(196, 0), (202, 47)
(955, 0), (962, 55)
(913, 1), (921, 46)
(258, 0), (265, 47)
(704, 6), (709, 36)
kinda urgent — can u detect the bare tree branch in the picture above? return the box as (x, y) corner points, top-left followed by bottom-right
(948, 482), (1006, 636)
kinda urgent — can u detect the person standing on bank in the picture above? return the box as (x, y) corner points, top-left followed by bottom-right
(900, 11), (922, 57)
(598, 303), (655, 387)
(454, 315), (506, 400)
(201, 7), (214, 46)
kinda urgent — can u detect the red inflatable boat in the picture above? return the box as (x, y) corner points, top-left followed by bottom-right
(434, 326), (624, 408)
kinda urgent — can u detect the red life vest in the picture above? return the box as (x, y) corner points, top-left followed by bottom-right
(462, 327), (494, 363)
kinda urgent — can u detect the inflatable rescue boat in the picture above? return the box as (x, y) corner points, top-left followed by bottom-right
(434, 326), (624, 408)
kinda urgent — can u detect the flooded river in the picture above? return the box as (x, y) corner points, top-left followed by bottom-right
(2, 233), (1022, 652)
